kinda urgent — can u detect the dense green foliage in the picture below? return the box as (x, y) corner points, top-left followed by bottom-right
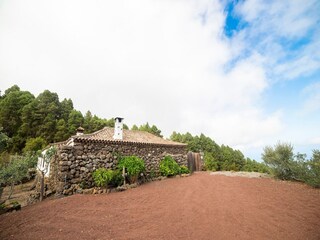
(262, 142), (295, 180)
(170, 132), (269, 173)
(0, 85), (128, 154)
(179, 166), (190, 174)
(109, 169), (124, 187)
(159, 156), (181, 177)
(118, 156), (145, 183)
(23, 137), (47, 153)
(92, 168), (114, 188)
(262, 142), (320, 187)
(131, 122), (163, 137)
(305, 150), (320, 188)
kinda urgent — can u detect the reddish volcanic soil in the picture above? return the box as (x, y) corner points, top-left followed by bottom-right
(0, 172), (319, 240)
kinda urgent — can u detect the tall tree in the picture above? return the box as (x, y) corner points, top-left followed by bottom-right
(20, 90), (60, 143)
(129, 122), (162, 137)
(60, 98), (74, 122)
(0, 86), (34, 138)
(54, 119), (69, 142)
(67, 110), (84, 135)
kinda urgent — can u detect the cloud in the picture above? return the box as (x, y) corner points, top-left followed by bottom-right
(0, 0), (318, 160)
(234, 0), (320, 82)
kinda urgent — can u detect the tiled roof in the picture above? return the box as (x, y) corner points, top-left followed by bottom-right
(73, 127), (186, 147)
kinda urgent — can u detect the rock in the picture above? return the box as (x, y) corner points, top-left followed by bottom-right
(74, 145), (84, 150)
(85, 163), (93, 169)
(80, 167), (86, 172)
(93, 188), (99, 194)
(181, 173), (190, 177)
(62, 146), (73, 150)
(116, 186), (127, 192)
(45, 190), (53, 197)
(63, 189), (71, 195)
(60, 166), (69, 172)
(82, 188), (94, 194)
(70, 178), (80, 184)
(105, 163), (113, 168)
(59, 161), (68, 166)
(76, 189), (83, 194)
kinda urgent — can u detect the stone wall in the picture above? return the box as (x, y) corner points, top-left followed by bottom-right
(49, 140), (187, 194)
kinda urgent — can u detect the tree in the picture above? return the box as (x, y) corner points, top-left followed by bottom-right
(0, 86), (34, 139)
(23, 137), (47, 153)
(131, 124), (139, 130)
(67, 110), (84, 135)
(36, 90), (61, 142)
(304, 150), (320, 188)
(137, 122), (163, 137)
(20, 90), (61, 144)
(83, 111), (93, 133)
(262, 142), (295, 180)
(54, 119), (69, 142)
(0, 127), (10, 153)
(60, 98), (74, 121)
(203, 152), (218, 171)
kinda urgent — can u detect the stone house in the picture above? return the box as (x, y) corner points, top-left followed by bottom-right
(43, 118), (187, 194)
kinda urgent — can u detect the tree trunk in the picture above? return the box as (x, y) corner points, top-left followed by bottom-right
(0, 187), (5, 204)
(7, 182), (14, 200)
(122, 166), (126, 186)
(40, 172), (44, 201)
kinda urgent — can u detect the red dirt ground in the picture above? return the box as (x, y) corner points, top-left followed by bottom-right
(0, 172), (319, 240)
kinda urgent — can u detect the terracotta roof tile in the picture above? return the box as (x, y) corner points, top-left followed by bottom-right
(74, 127), (186, 147)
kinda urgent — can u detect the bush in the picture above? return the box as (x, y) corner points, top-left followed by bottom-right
(180, 165), (190, 174)
(302, 150), (320, 188)
(262, 142), (295, 180)
(110, 169), (124, 187)
(118, 156), (145, 183)
(92, 168), (114, 188)
(159, 156), (180, 177)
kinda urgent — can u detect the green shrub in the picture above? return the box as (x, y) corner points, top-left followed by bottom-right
(180, 166), (190, 174)
(110, 169), (124, 187)
(159, 156), (180, 177)
(302, 150), (320, 188)
(118, 156), (145, 183)
(92, 168), (114, 188)
(262, 142), (296, 180)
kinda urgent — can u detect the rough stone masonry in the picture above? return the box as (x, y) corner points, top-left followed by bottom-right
(48, 140), (187, 195)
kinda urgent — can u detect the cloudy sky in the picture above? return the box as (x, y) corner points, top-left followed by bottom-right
(0, 0), (319, 160)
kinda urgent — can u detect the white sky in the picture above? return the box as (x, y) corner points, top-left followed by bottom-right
(0, 0), (319, 160)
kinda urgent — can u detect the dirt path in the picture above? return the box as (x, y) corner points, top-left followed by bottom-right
(0, 172), (319, 240)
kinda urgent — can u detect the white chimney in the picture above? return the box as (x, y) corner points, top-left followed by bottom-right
(113, 117), (124, 140)
(76, 126), (84, 136)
